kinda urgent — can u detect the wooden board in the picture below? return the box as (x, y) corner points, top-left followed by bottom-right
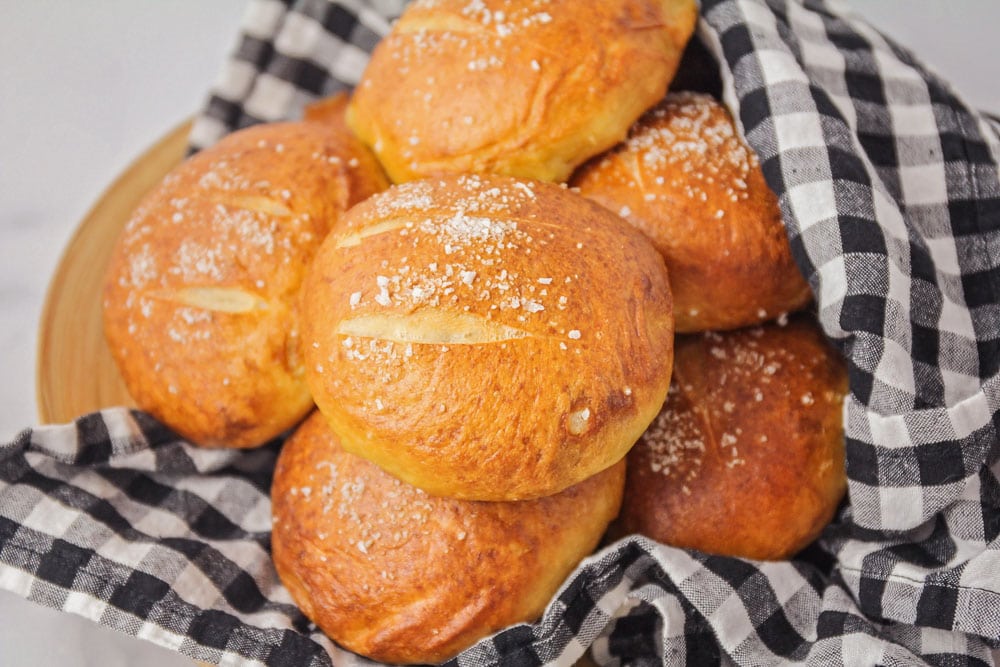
(36, 119), (192, 425)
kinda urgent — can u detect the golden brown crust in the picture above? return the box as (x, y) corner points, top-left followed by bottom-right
(613, 315), (847, 560)
(302, 91), (350, 127)
(301, 173), (674, 500)
(102, 121), (389, 447)
(272, 411), (625, 664)
(346, 0), (698, 183)
(571, 92), (813, 332)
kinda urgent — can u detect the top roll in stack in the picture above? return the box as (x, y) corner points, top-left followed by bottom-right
(347, 0), (699, 183)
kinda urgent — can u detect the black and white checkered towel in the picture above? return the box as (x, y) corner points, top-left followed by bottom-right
(4, 0), (1000, 664)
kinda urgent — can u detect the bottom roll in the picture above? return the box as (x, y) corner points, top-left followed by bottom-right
(271, 411), (625, 664)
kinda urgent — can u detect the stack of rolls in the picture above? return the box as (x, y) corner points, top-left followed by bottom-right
(281, 173), (675, 662)
(101, 0), (850, 663)
(569, 91), (848, 561)
(282, 1), (692, 660)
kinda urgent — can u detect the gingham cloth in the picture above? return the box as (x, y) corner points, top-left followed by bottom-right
(3, 0), (1000, 664)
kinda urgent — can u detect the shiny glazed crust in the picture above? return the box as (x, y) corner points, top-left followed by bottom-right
(102, 121), (388, 447)
(613, 315), (848, 560)
(271, 411), (625, 664)
(301, 173), (674, 500)
(572, 92), (813, 332)
(346, 0), (698, 183)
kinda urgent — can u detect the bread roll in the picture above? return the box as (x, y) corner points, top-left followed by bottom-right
(302, 91), (350, 126)
(613, 315), (847, 560)
(301, 173), (674, 500)
(346, 0), (697, 183)
(272, 411), (625, 664)
(571, 92), (812, 332)
(102, 121), (388, 447)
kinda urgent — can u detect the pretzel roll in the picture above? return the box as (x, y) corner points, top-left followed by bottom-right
(346, 0), (697, 183)
(272, 411), (625, 664)
(102, 121), (388, 447)
(572, 92), (812, 332)
(614, 316), (847, 560)
(302, 173), (674, 500)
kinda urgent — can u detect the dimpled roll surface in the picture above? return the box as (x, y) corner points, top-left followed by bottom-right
(301, 173), (674, 500)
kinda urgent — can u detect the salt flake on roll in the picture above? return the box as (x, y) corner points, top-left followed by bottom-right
(302, 174), (674, 501)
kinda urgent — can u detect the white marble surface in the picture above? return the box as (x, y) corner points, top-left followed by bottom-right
(1, 3), (247, 666)
(0, 1), (997, 665)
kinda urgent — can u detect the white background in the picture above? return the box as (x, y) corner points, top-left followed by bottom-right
(1, 1), (998, 665)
